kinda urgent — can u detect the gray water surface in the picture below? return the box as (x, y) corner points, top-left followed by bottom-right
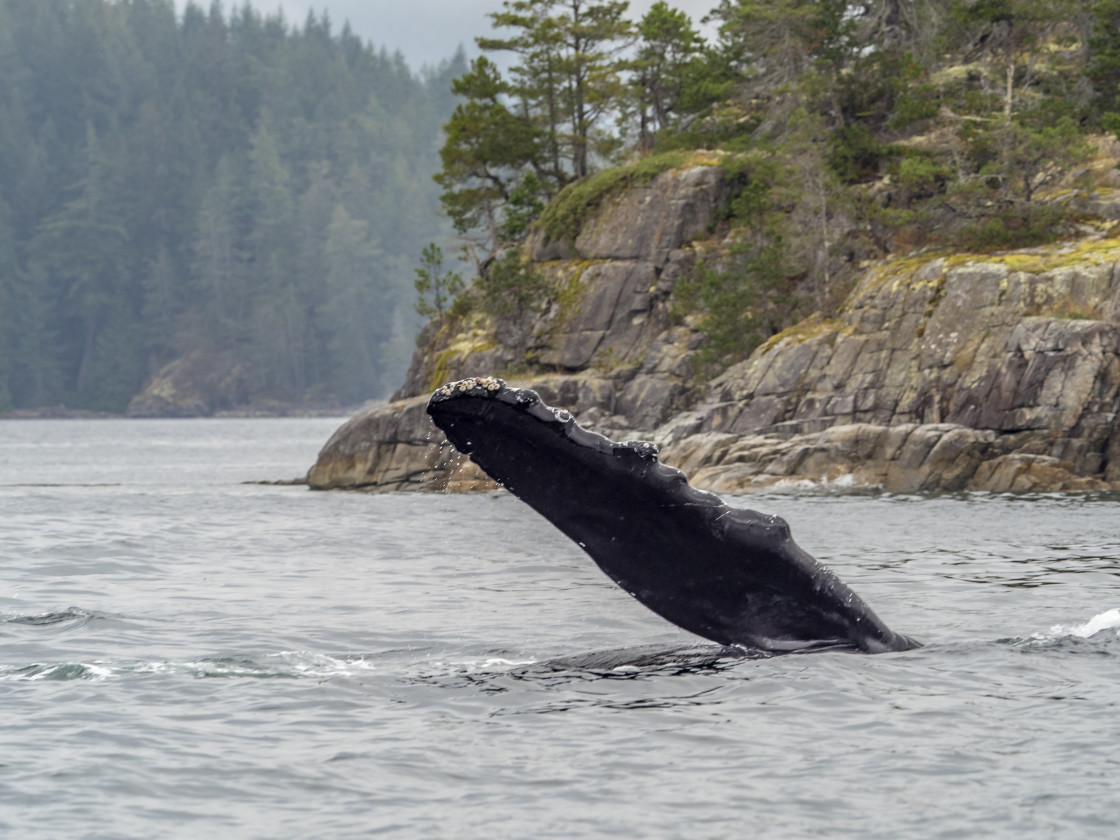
(1, 419), (1118, 839)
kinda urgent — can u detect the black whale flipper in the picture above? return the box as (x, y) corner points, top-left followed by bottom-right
(427, 377), (919, 655)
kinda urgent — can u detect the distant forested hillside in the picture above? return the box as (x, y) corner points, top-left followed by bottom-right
(0, 0), (464, 411)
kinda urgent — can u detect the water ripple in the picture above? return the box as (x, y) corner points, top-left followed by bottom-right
(3, 607), (100, 629)
(0, 651), (385, 683)
(4, 420), (1120, 840)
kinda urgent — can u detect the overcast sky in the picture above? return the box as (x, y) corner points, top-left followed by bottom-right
(265, 0), (720, 71)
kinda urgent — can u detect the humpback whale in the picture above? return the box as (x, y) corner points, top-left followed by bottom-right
(428, 377), (920, 655)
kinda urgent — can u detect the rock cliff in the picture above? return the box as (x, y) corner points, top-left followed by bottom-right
(663, 239), (1120, 492)
(308, 169), (1120, 494)
(309, 162), (727, 491)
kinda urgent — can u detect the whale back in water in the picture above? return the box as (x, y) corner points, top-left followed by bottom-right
(427, 377), (919, 655)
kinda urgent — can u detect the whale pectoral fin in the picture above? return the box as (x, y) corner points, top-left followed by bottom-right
(427, 378), (920, 655)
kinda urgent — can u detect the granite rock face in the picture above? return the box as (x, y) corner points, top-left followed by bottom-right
(305, 395), (494, 492)
(309, 164), (1120, 494)
(659, 245), (1120, 492)
(127, 348), (247, 418)
(308, 165), (726, 491)
(527, 164), (728, 265)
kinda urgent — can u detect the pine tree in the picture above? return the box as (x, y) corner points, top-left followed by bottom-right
(319, 205), (382, 401)
(434, 56), (543, 249)
(8, 262), (64, 407)
(193, 154), (249, 340)
(31, 124), (131, 403)
(479, 0), (634, 179)
(413, 243), (465, 325)
(627, 2), (703, 147)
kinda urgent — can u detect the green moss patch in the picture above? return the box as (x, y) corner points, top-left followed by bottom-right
(537, 150), (699, 245)
(425, 329), (498, 392)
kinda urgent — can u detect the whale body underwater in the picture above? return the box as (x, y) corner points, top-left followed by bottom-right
(427, 377), (921, 657)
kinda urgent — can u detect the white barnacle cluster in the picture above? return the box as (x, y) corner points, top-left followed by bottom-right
(621, 439), (660, 461)
(553, 408), (573, 422)
(435, 376), (503, 399)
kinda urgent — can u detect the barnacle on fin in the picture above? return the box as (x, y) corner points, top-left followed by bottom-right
(433, 376), (505, 400)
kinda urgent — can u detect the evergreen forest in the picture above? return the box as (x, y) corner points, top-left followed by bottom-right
(0, 0), (464, 412)
(7, 0), (1120, 413)
(429, 0), (1120, 378)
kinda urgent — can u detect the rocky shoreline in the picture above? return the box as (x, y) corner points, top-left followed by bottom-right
(307, 165), (1120, 495)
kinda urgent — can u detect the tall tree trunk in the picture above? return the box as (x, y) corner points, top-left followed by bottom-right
(1001, 53), (1014, 201)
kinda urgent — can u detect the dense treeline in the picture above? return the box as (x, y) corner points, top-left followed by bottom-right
(429, 0), (1120, 376)
(0, 0), (463, 411)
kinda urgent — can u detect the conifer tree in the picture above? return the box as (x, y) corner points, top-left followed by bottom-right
(31, 124), (131, 399)
(435, 0), (635, 260)
(0, 0), (458, 410)
(320, 205), (382, 400)
(479, 0), (634, 180)
(434, 56), (543, 251)
(627, 2), (703, 147)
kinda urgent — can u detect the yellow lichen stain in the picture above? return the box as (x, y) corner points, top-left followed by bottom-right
(861, 251), (949, 295)
(425, 328), (499, 392)
(553, 260), (600, 328)
(426, 348), (458, 393)
(755, 313), (847, 355)
(1046, 188), (1080, 203)
(861, 229), (1120, 298)
(983, 232), (1120, 273)
(682, 148), (727, 167)
(922, 274), (949, 319)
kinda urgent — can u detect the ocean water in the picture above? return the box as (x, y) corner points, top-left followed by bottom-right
(1, 418), (1119, 839)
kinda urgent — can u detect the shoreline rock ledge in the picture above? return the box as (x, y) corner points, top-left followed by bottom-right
(663, 251), (1120, 493)
(307, 168), (1120, 494)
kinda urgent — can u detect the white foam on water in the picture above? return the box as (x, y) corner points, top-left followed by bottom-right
(765, 473), (870, 492)
(267, 650), (379, 677)
(0, 652), (382, 682)
(1043, 608), (1120, 640)
(480, 657), (536, 669)
(432, 657), (537, 673)
(81, 662), (114, 681)
(0, 661), (114, 682)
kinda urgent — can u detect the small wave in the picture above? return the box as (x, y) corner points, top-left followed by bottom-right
(0, 662), (115, 682)
(2, 607), (99, 628)
(1045, 608), (1120, 640)
(1002, 608), (1120, 650)
(0, 651), (382, 683)
(201, 651), (381, 679)
(412, 643), (761, 691)
(458, 657), (539, 671)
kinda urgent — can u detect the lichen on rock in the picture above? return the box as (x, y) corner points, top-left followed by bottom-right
(658, 247), (1120, 493)
(308, 163), (1120, 494)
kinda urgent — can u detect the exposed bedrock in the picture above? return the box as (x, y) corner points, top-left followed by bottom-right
(309, 165), (726, 492)
(308, 168), (1120, 493)
(127, 347), (247, 418)
(661, 252), (1120, 492)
